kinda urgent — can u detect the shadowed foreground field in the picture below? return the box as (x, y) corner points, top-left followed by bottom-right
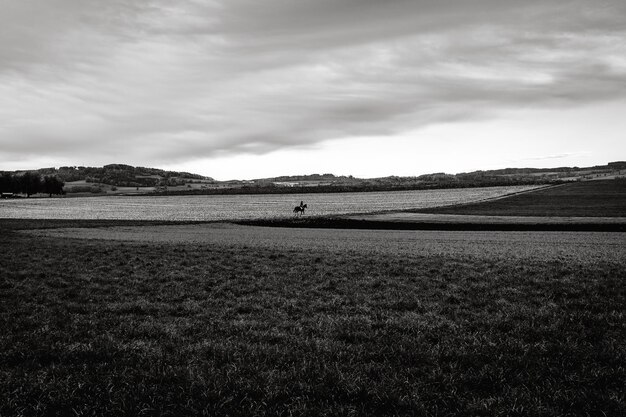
(1, 220), (625, 416)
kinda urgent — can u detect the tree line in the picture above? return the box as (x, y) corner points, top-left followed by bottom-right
(0, 172), (65, 197)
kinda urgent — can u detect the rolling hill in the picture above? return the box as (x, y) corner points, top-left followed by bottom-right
(2, 161), (625, 196)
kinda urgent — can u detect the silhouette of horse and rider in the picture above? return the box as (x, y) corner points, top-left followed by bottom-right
(293, 200), (307, 216)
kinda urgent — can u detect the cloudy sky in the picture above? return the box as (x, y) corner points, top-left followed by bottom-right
(1, 0), (625, 180)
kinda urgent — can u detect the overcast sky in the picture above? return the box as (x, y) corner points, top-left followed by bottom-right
(1, 0), (625, 179)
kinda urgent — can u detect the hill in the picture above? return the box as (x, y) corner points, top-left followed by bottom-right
(2, 161), (625, 196)
(1, 164), (216, 196)
(232, 161), (625, 195)
(32, 164), (212, 187)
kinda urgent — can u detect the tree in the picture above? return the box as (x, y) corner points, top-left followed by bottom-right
(42, 175), (65, 197)
(0, 172), (16, 193)
(19, 172), (42, 197)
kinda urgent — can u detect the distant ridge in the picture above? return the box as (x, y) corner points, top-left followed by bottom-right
(258, 173), (354, 182)
(253, 161), (626, 182)
(1, 161), (624, 195)
(5, 164), (212, 188)
(466, 161), (626, 176)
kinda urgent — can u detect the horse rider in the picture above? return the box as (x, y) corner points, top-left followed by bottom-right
(294, 200), (307, 215)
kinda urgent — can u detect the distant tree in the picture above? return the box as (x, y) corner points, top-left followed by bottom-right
(20, 172), (42, 197)
(0, 172), (16, 193)
(42, 175), (65, 197)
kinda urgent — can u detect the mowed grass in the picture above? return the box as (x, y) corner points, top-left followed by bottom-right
(417, 179), (626, 217)
(1, 224), (625, 416)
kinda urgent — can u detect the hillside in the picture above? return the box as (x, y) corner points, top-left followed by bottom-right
(35, 164), (212, 188)
(2, 161), (624, 196)
(236, 161), (626, 194)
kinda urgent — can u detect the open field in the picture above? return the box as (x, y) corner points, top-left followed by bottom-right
(0, 185), (542, 221)
(306, 180), (625, 231)
(1, 219), (625, 416)
(23, 222), (626, 263)
(413, 180), (626, 217)
(246, 213), (626, 232)
(345, 212), (626, 226)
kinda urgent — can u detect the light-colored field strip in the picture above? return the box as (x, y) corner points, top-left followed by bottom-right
(26, 223), (626, 264)
(0, 185), (545, 220)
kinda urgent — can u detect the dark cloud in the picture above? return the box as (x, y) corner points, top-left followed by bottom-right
(1, 0), (625, 168)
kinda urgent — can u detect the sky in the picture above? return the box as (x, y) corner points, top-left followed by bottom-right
(1, 0), (625, 180)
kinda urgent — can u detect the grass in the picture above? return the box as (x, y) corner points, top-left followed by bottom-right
(414, 179), (626, 217)
(1, 220), (624, 416)
(238, 216), (626, 232)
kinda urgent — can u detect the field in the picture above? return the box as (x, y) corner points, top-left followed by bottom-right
(414, 180), (626, 217)
(0, 185), (542, 221)
(1, 217), (625, 416)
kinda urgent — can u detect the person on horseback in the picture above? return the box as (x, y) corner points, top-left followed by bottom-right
(294, 201), (307, 215)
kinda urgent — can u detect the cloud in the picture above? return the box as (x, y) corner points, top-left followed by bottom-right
(1, 0), (625, 168)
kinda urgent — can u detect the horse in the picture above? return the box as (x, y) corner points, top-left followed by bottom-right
(293, 204), (307, 216)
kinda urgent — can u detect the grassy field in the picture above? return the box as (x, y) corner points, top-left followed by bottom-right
(1, 219), (624, 416)
(414, 180), (626, 217)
